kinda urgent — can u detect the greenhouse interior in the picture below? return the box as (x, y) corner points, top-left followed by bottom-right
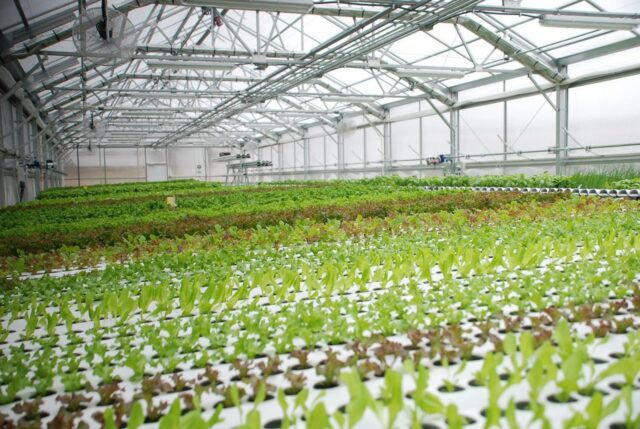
(1, 0), (640, 428)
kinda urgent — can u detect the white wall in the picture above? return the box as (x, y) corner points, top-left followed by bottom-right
(67, 71), (640, 186)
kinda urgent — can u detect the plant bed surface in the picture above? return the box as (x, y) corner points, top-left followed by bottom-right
(0, 181), (639, 428)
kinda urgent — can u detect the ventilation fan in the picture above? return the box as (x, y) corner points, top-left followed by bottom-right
(243, 141), (259, 152)
(72, 0), (137, 65)
(336, 119), (357, 139)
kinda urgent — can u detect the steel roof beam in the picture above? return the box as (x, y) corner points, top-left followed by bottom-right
(452, 16), (566, 83)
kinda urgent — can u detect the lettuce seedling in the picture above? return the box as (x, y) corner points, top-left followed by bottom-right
(562, 392), (621, 429)
(316, 350), (345, 388)
(216, 384), (245, 409)
(91, 381), (121, 406)
(612, 318), (635, 334)
(61, 371), (86, 393)
(179, 276), (199, 316)
(197, 365), (220, 387)
(257, 356), (282, 377)
(157, 398), (181, 429)
(277, 387), (308, 428)
(58, 393), (91, 412)
(600, 354), (640, 389)
(125, 349), (147, 382)
(232, 359), (254, 381)
(145, 400), (169, 423)
(620, 386), (640, 428)
(12, 398), (44, 422)
(284, 371), (306, 395)
(377, 369), (404, 429)
(445, 403), (467, 429)
(553, 348), (584, 403)
(171, 373), (191, 392)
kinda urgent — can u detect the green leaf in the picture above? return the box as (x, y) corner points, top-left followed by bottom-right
(244, 409), (261, 429)
(180, 410), (208, 429)
(127, 401), (144, 429)
(445, 404), (464, 429)
(230, 384), (241, 408)
(307, 402), (331, 429)
(519, 331), (534, 365)
(505, 399), (518, 429)
(159, 398), (181, 429)
(103, 408), (117, 429)
(207, 404), (224, 428)
(295, 388), (309, 410)
(254, 381), (266, 405)
(384, 370), (404, 428)
(553, 319), (573, 359)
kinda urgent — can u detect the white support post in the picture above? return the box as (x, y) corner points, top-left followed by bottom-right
(278, 141), (284, 181)
(383, 110), (391, 176)
(103, 146), (108, 184)
(16, 102), (26, 201)
(555, 66), (569, 176)
(419, 101), (424, 178)
(0, 151), (4, 208)
(165, 147), (169, 180)
(363, 123), (368, 172)
(0, 102), (5, 207)
(449, 95), (460, 175)
(144, 147), (148, 182)
(503, 81), (508, 174)
(203, 147), (209, 182)
(303, 135), (310, 181)
(76, 145), (81, 186)
(33, 121), (40, 197)
(337, 123), (345, 179)
(323, 136), (327, 180)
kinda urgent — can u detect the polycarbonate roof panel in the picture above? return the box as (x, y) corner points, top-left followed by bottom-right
(1, 0), (639, 149)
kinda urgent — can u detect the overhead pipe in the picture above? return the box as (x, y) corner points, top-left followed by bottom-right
(452, 16), (566, 83)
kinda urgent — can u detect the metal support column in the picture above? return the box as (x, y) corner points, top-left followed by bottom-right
(42, 140), (48, 190)
(76, 145), (81, 186)
(103, 146), (108, 184)
(555, 66), (569, 176)
(303, 135), (310, 180)
(502, 81), (508, 175)
(277, 141), (284, 181)
(32, 121), (41, 196)
(0, 102), (5, 207)
(144, 147), (148, 182)
(449, 94), (460, 175)
(383, 110), (392, 176)
(323, 136), (327, 180)
(16, 102), (26, 201)
(165, 147), (169, 180)
(0, 151), (4, 208)
(363, 121), (368, 171)
(203, 147), (209, 182)
(419, 101), (424, 178)
(337, 124), (345, 179)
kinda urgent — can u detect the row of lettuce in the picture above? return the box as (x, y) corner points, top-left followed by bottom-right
(0, 182), (563, 257)
(305, 172), (640, 189)
(3, 171), (637, 257)
(33, 171), (640, 205)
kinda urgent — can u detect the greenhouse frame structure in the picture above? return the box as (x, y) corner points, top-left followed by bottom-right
(0, 0), (639, 205)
